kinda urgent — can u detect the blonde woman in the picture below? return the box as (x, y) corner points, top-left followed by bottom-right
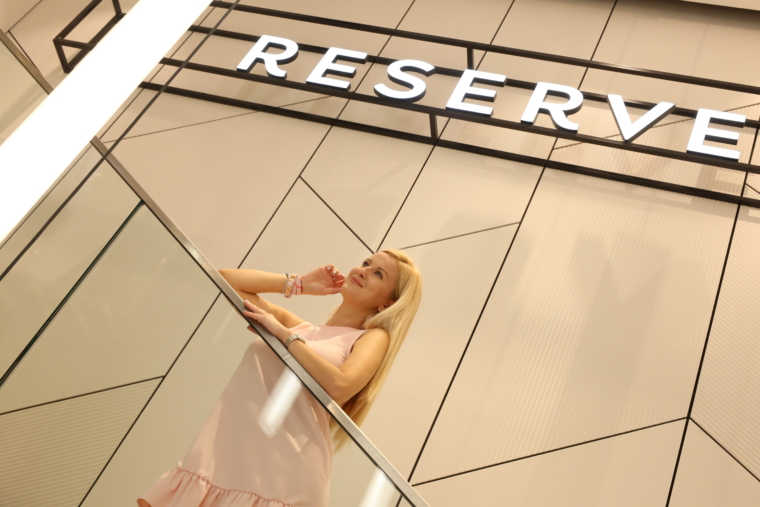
(138, 250), (422, 507)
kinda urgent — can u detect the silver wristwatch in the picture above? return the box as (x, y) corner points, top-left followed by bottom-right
(283, 333), (305, 349)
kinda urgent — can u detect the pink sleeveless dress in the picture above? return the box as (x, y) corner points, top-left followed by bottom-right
(138, 322), (367, 507)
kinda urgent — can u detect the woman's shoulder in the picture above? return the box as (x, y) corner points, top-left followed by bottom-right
(357, 327), (390, 342)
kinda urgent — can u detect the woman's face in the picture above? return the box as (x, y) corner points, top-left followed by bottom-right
(341, 252), (400, 310)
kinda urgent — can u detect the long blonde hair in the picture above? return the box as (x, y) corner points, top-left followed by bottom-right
(328, 249), (422, 451)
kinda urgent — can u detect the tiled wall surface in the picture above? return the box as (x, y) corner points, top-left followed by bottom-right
(2, 0), (760, 506)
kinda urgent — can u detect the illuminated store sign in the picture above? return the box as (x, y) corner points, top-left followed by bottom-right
(237, 35), (746, 162)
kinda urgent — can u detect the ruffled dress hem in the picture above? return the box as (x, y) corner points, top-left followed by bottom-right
(137, 468), (294, 507)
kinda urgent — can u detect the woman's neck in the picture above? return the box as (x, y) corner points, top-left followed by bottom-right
(325, 302), (371, 330)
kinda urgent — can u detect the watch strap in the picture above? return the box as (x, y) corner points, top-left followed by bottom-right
(283, 333), (305, 349)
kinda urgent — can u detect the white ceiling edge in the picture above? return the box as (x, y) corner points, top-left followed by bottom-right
(0, 0), (211, 244)
(680, 0), (760, 11)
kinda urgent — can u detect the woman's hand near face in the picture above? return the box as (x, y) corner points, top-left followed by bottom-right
(300, 264), (345, 295)
(243, 300), (291, 342)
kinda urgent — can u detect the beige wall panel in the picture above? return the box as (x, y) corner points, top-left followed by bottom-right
(0, 206), (218, 413)
(185, 10), (388, 112)
(0, 161), (138, 377)
(154, 34), (358, 109)
(301, 127), (433, 251)
(377, 0), (514, 70)
(439, 86), (558, 160)
(342, 0), (512, 132)
(670, 423), (760, 507)
(0, 378), (159, 507)
(284, 95), (348, 118)
(410, 420), (684, 507)
(240, 178), (376, 324)
(205, 9), (389, 56)
(494, 0), (614, 57)
(0, 0), (39, 32)
(398, 0), (512, 41)
(412, 169), (736, 483)
(338, 68), (457, 137)
(111, 112), (329, 269)
(0, 40), (46, 144)
(480, 0), (614, 86)
(554, 99), (759, 150)
(100, 90), (255, 143)
(240, 0), (413, 28)
(8, 0), (138, 87)
(582, 0), (760, 112)
(379, 38), (482, 76)
(83, 180), (374, 505)
(551, 105), (753, 196)
(745, 185), (760, 199)
(468, 0), (615, 156)
(692, 205), (760, 478)
(145, 33), (357, 118)
(382, 147), (540, 248)
(336, 224), (517, 478)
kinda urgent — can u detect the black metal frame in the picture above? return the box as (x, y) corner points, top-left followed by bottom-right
(187, 24), (760, 130)
(153, 56), (760, 176)
(136, 1), (760, 208)
(54, 0), (124, 73)
(56, 0), (760, 205)
(210, 1), (760, 97)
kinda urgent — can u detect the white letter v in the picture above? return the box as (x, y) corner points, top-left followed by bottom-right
(608, 94), (675, 142)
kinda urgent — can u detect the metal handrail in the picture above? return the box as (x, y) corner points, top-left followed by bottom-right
(0, 31), (53, 93)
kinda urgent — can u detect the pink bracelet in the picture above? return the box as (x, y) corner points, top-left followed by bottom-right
(283, 274), (303, 298)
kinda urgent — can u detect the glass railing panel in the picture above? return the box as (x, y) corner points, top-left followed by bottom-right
(0, 197), (219, 413)
(0, 152), (141, 379)
(0, 36), (46, 146)
(124, 337), (412, 507)
(0, 142), (426, 506)
(331, 437), (404, 507)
